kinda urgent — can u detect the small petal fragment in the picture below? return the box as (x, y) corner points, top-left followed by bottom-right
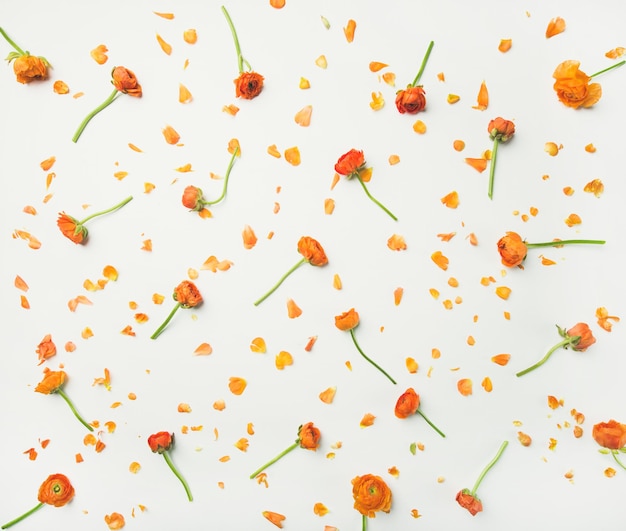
(250, 337), (267, 353)
(275, 351), (293, 370)
(431, 251), (449, 270)
(369, 62), (388, 72)
(369, 92), (385, 110)
(457, 378), (473, 396)
(287, 299), (302, 318)
(472, 81), (489, 110)
(319, 387), (336, 404)
(498, 39), (512, 53)
(294, 105), (312, 126)
(546, 17), (566, 38)
(162, 125), (180, 145)
(343, 19), (356, 43)
(284, 147), (301, 166)
(228, 377), (247, 395)
(194, 343), (213, 356)
(262, 511), (285, 529)
(242, 225), (258, 249)
(179, 84), (193, 103)
(360, 413), (376, 427)
(90, 44), (109, 64)
(183, 29), (197, 44)
(387, 234), (407, 251)
(53, 80), (69, 94)
(441, 191), (459, 208)
(491, 354), (511, 366)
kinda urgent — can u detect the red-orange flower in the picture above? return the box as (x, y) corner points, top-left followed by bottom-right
(234, 71), (264, 99)
(592, 420), (626, 450)
(297, 236), (328, 266)
(456, 490), (483, 516)
(352, 474), (392, 518)
(488, 117), (515, 142)
(57, 213), (88, 244)
(111, 66), (142, 97)
(335, 308), (360, 331)
(567, 322), (596, 351)
(13, 54), (49, 83)
(37, 474), (75, 507)
(553, 60), (601, 109)
(334, 149), (365, 178)
(394, 388), (419, 418)
(298, 422), (321, 450)
(174, 280), (203, 308)
(395, 85), (426, 114)
(497, 231), (527, 267)
(148, 431), (174, 454)
(35, 370), (66, 394)
(182, 185), (204, 211)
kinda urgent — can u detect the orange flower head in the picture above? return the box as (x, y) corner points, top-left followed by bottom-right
(335, 308), (360, 331)
(456, 489), (483, 516)
(13, 54), (49, 84)
(394, 387), (420, 419)
(488, 117), (515, 142)
(37, 474), (75, 507)
(182, 185), (205, 211)
(298, 422), (321, 450)
(234, 71), (264, 99)
(395, 85), (427, 114)
(36, 334), (57, 364)
(111, 66), (142, 97)
(497, 231), (527, 267)
(567, 322), (596, 351)
(297, 236), (328, 266)
(57, 213), (88, 244)
(173, 280), (203, 308)
(148, 431), (174, 454)
(592, 420), (626, 450)
(552, 60), (601, 109)
(352, 474), (392, 518)
(335, 149), (365, 178)
(35, 370), (66, 394)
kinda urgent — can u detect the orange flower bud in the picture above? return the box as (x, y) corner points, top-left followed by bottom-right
(298, 422), (321, 450)
(148, 431), (173, 454)
(173, 280), (203, 308)
(497, 231), (527, 267)
(335, 308), (360, 331)
(395, 85), (427, 114)
(37, 474), (75, 507)
(592, 420), (626, 450)
(182, 185), (205, 211)
(297, 236), (328, 266)
(488, 117), (515, 142)
(552, 60), (601, 109)
(456, 490), (483, 516)
(566, 322), (596, 351)
(111, 66), (142, 97)
(352, 474), (392, 517)
(394, 388), (420, 419)
(334, 149), (365, 178)
(234, 71), (264, 99)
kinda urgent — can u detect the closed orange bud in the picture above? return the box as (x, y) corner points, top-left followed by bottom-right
(335, 308), (360, 331)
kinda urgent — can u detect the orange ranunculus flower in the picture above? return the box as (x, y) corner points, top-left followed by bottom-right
(13, 54), (49, 83)
(335, 308), (360, 331)
(497, 231), (527, 267)
(182, 185), (205, 211)
(148, 431), (174, 454)
(592, 420), (626, 450)
(456, 490), (483, 516)
(488, 117), (515, 142)
(394, 388), (420, 419)
(352, 474), (392, 518)
(36, 334), (57, 364)
(567, 322), (596, 351)
(111, 66), (142, 97)
(174, 281), (203, 308)
(298, 422), (321, 450)
(57, 213), (88, 244)
(395, 85), (426, 114)
(552, 60), (601, 109)
(297, 236), (328, 266)
(35, 370), (66, 394)
(37, 474), (75, 507)
(334, 149), (365, 178)
(234, 71), (264, 99)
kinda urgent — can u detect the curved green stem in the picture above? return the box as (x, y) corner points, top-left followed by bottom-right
(488, 137), (499, 200)
(151, 303), (182, 339)
(57, 388), (93, 431)
(163, 451), (193, 501)
(221, 5), (245, 73)
(470, 440), (508, 496)
(590, 60), (625, 78)
(526, 239), (605, 248)
(350, 329), (396, 384)
(362, 514), (367, 531)
(254, 258), (306, 306)
(516, 337), (572, 377)
(72, 88), (120, 143)
(416, 408), (445, 438)
(411, 40), (434, 86)
(77, 196), (133, 225)
(611, 451), (626, 471)
(355, 174), (397, 221)
(202, 147), (239, 206)
(249, 441), (299, 479)
(1, 502), (44, 529)
(0, 27), (26, 55)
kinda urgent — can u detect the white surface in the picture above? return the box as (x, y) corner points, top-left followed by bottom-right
(1, 1), (625, 529)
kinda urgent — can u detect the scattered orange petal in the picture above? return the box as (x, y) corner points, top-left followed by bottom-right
(315, 55), (327, 69)
(24, 448), (37, 461)
(93, 368), (111, 390)
(13, 229), (41, 250)
(453, 140), (465, 152)
(406, 357), (418, 373)
(287, 299), (302, 318)
(284, 146), (301, 166)
(388, 154), (400, 165)
(541, 256), (556, 266)
(324, 198), (335, 215)
(275, 350), (294, 370)
(333, 274), (342, 290)
(294, 105), (312, 126)
(129, 462), (141, 473)
(194, 343), (213, 356)
(495, 286), (511, 300)
(583, 179), (604, 197)
(313, 502), (329, 516)
(90, 44), (108, 64)
(465, 157), (488, 172)
(14, 275), (29, 291)
(156, 34), (172, 55)
(457, 378), (472, 396)
(584, 143), (596, 153)
(262, 511), (285, 529)
(222, 104), (240, 116)
(304, 336), (317, 352)
(178, 403), (192, 413)
(394, 287), (403, 306)
(234, 438), (249, 452)
(518, 432), (532, 447)
(162, 125), (180, 145)
(242, 225), (257, 249)
(413, 120), (427, 134)
(441, 190), (459, 208)
(547, 395), (563, 409)
(437, 72), (445, 81)
(154, 11), (174, 19)
(75, 453), (84, 463)
(267, 144), (281, 158)
(544, 142), (559, 156)
(228, 377), (247, 395)
(299, 77), (310, 89)
(605, 47), (626, 59)
(491, 354), (511, 366)
(431, 251), (449, 270)
(429, 288), (440, 299)
(128, 143), (143, 153)
(369, 92), (384, 110)
(447, 94), (460, 104)
(23, 205), (37, 215)
(183, 29), (197, 44)
(53, 80), (69, 94)
(359, 167), (372, 183)
(40, 156), (56, 171)
(605, 467), (616, 477)
(546, 17), (566, 38)
(481, 377), (493, 392)
(250, 337), (267, 353)
(73, 92), (84, 99)
(104, 512), (125, 530)
(382, 72), (396, 86)
(498, 39), (512, 52)
(387, 234), (407, 251)
(360, 413), (376, 428)
(213, 400), (226, 411)
(369, 61), (388, 72)
(64, 342), (76, 352)
(319, 387), (336, 404)
(179, 83), (193, 104)
(104, 421), (116, 433)
(201, 255), (233, 272)
(564, 213), (582, 227)
(343, 19), (356, 43)
(20, 295), (30, 309)
(596, 307), (620, 332)
(472, 81), (488, 110)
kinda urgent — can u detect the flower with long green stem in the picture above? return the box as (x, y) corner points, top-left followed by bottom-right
(151, 281), (203, 339)
(254, 236), (327, 306)
(334, 149), (397, 221)
(221, 5), (264, 99)
(497, 230), (605, 268)
(487, 117), (515, 199)
(250, 422), (320, 479)
(395, 40), (434, 114)
(0, 26), (50, 84)
(1, 474), (74, 529)
(352, 474), (392, 530)
(335, 308), (396, 384)
(35, 370), (93, 431)
(553, 59), (625, 109)
(57, 195), (133, 244)
(593, 420), (626, 471)
(182, 148), (239, 211)
(394, 387), (445, 437)
(456, 440), (509, 516)
(72, 66), (142, 142)
(516, 323), (596, 377)
(148, 432), (193, 501)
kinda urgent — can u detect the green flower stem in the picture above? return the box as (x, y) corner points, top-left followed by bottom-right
(349, 328), (396, 385)
(411, 40), (434, 86)
(416, 408), (445, 438)
(77, 196), (133, 225)
(72, 88), (120, 143)
(57, 388), (93, 431)
(516, 337), (573, 377)
(0, 27), (25, 55)
(221, 5), (245, 73)
(151, 303), (182, 340)
(362, 514), (368, 531)
(525, 239), (605, 248)
(202, 147), (239, 206)
(1, 503), (44, 529)
(590, 60), (625, 78)
(254, 258), (306, 306)
(470, 440), (508, 496)
(611, 451), (626, 471)
(355, 174), (397, 221)
(163, 450), (193, 501)
(488, 137), (499, 200)
(249, 441), (299, 479)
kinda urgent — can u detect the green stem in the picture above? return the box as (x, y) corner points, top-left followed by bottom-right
(249, 441), (299, 479)
(221, 5), (245, 73)
(0, 27), (26, 55)
(416, 408), (445, 438)
(590, 60), (625, 78)
(516, 337), (573, 377)
(411, 40), (434, 86)
(1, 503), (44, 529)
(525, 239), (605, 248)
(488, 137), (499, 200)
(57, 388), (93, 431)
(77, 195), (133, 225)
(72, 88), (120, 143)
(254, 258), (306, 306)
(163, 451), (193, 501)
(612, 451), (626, 471)
(202, 147), (239, 205)
(151, 303), (182, 339)
(470, 440), (508, 496)
(362, 514), (367, 531)
(355, 174), (397, 221)
(349, 329), (396, 384)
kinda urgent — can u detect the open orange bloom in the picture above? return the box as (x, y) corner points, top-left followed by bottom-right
(111, 66), (142, 97)
(174, 280), (203, 308)
(13, 54), (49, 83)
(35, 370), (66, 394)
(298, 422), (321, 450)
(38, 474), (75, 507)
(395, 85), (426, 114)
(497, 232), (527, 267)
(592, 420), (626, 450)
(335, 308), (359, 331)
(456, 490), (483, 516)
(57, 213), (87, 244)
(553, 60), (601, 109)
(394, 388), (419, 419)
(297, 236), (328, 266)
(352, 474), (392, 518)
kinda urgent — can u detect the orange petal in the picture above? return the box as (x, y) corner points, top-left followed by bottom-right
(498, 39), (512, 53)
(605, 47), (626, 59)
(250, 337), (267, 353)
(228, 377), (247, 395)
(154, 11), (174, 19)
(394, 287), (403, 306)
(413, 120), (427, 134)
(491, 354), (511, 366)
(495, 286), (511, 300)
(262, 511), (285, 529)
(564, 213), (582, 227)
(178, 403), (192, 413)
(382, 72), (396, 86)
(287, 299), (302, 319)
(387, 234), (407, 251)
(90, 44), (108, 65)
(369, 92), (385, 110)
(465, 157), (488, 172)
(481, 377), (493, 392)
(129, 462), (141, 473)
(228, 138), (241, 156)
(179, 83), (193, 103)
(299, 77), (310, 89)
(315, 55), (327, 69)
(156, 34), (172, 55)
(275, 350), (293, 370)
(447, 94), (460, 104)
(234, 438), (249, 452)
(453, 140), (465, 151)
(53, 80), (69, 94)
(14, 275), (29, 291)
(20, 295), (30, 309)
(284, 146), (301, 166)
(431, 250), (449, 270)
(583, 179), (604, 197)
(222, 104), (239, 116)
(388, 154), (400, 165)
(369, 61), (388, 72)
(183, 29), (197, 44)
(242, 225), (258, 249)
(437, 232), (456, 242)
(267, 144), (281, 158)
(294, 105), (312, 126)
(304, 336), (317, 352)
(103, 265), (118, 281)
(457, 378), (472, 396)
(333, 274), (342, 290)
(324, 198), (335, 215)
(405, 357), (418, 373)
(194, 343), (213, 356)
(545, 17), (566, 38)
(40, 156), (56, 171)
(270, 0), (286, 8)
(319, 387), (336, 404)
(472, 81), (488, 110)
(360, 413), (376, 427)
(313, 503), (329, 516)
(343, 19), (356, 43)
(441, 190), (459, 208)
(162, 125), (180, 145)
(128, 143), (143, 152)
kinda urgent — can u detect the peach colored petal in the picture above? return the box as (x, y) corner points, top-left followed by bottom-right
(405, 357), (418, 373)
(287, 299), (302, 319)
(457, 378), (472, 396)
(294, 105), (312, 126)
(360, 413), (376, 427)
(319, 387), (336, 404)
(53, 80), (69, 94)
(141, 239), (152, 251)
(382, 72), (396, 86)
(234, 438), (249, 452)
(437, 232), (456, 242)
(179, 83), (193, 103)
(369, 92), (384, 110)
(183, 29), (197, 44)
(178, 403), (192, 413)
(441, 190), (459, 208)
(472, 81), (488, 110)
(250, 337), (267, 353)
(267, 144), (281, 158)
(369, 61), (388, 72)
(547, 395), (563, 409)
(128, 143), (143, 152)
(491, 353), (511, 366)
(275, 350), (293, 370)
(102, 265), (118, 281)
(544, 142), (559, 156)
(359, 167), (372, 183)
(313, 503), (329, 516)
(22, 205), (36, 215)
(447, 94), (460, 104)
(564, 213), (582, 227)
(194, 343), (213, 356)
(343, 19), (356, 43)
(387, 234), (407, 251)
(14, 275), (29, 291)
(242, 225), (257, 249)
(156, 34), (172, 55)
(388, 154), (400, 165)
(465, 157), (488, 172)
(65, 342), (76, 352)
(228, 377), (247, 395)
(284, 146), (301, 165)
(605, 47), (626, 59)
(333, 274), (342, 290)
(498, 39), (512, 53)
(431, 250), (449, 270)
(584, 143), (596, 153)
(20, 295), (30, 309)
(105, 421), (116, 433)
(262, 511), (285, 529)
(90, 44), (108, 65)
(129, 462), (141, 473)
(162, 125), (180, 145)
(583, 179), (604, 197)
(545, 17), (566, 38)
(228, 138), (241, 156)
(324, 198), (335, 215)
(40, 156), (56, 171)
